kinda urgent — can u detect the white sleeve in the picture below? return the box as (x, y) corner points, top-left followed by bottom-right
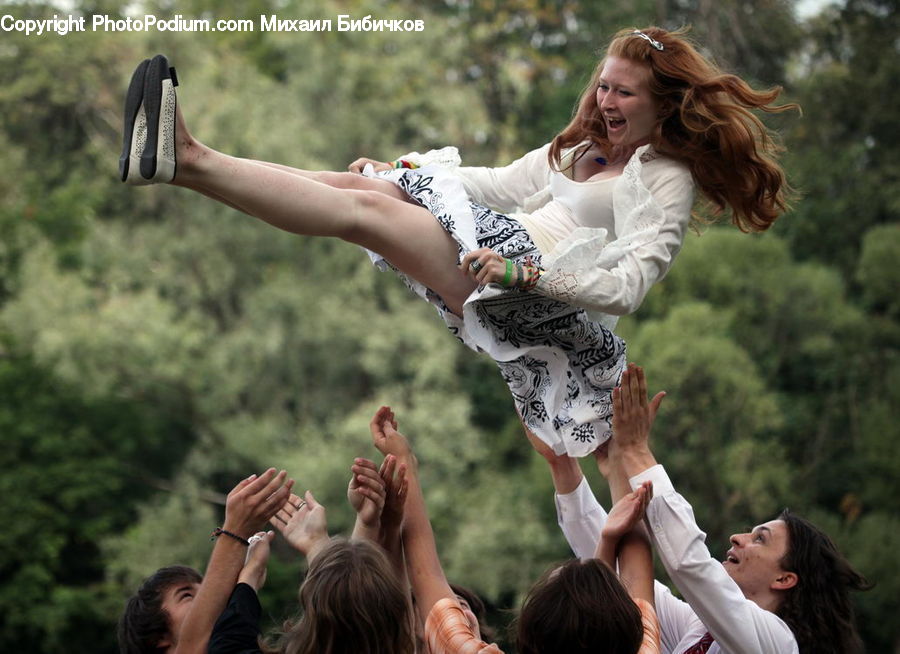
(553, 476), (606, 560)
(630, 466), (799, 654)
(454, 144), (552, 213)
(536, 155), (694, 316)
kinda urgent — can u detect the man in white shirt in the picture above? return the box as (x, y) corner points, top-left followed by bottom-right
(531, 364), (869, 654)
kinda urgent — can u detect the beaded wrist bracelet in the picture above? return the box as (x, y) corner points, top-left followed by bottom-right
(391, 159), (419, 169)
(517, 264), (543, 291)
(210, 527), (250, 546)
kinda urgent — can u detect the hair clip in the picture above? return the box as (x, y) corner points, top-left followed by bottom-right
(632, 29), (664, 51)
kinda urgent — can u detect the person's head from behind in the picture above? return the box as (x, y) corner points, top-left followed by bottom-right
(514, 559), (643, 654)
(277, 538), (413, 654)
(774, 510), (871, 654)
(117, 565), (203, 654)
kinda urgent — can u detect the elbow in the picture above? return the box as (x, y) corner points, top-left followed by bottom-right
(595, 288), (647, 316)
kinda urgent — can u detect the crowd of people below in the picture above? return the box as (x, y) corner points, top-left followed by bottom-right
(117, 365), (870, 654)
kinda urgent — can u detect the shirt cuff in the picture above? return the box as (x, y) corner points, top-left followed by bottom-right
(555, 476), (603, 522)
(629, 464), (675, 496)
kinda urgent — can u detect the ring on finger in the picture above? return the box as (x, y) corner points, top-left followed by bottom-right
(295, 500), (307, 510)
(469, 260), (483, 272)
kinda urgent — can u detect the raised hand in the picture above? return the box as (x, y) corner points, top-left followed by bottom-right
(369, 406), (414, 461)
(348, 457), (387, 530)
(611, 364), (666, 454)
(601, 481), (653, 543)
(223, 469), (294, 540)
(271, 490), (329, 560)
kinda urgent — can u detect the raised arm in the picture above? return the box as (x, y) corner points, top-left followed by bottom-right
(368, 407), (453, 616)
(597, 482), (655, 606)
(174, 469), (293, 654)
(377, 453), (410, 579)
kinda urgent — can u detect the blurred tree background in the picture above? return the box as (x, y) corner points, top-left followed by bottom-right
(0, 0), (897, 651)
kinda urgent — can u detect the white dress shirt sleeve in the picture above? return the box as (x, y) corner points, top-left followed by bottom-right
(553, 476), (606, 560)
(630, 465), (799, 654)
(454, 144), (552, 213)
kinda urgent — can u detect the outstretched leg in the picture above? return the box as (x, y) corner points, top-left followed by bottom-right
(166, 106), (475, 315)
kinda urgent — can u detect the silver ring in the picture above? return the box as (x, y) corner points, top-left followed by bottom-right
(248, 533), (264, 545)
(295, 500), (307, 510)
(470, 261), (483, 272)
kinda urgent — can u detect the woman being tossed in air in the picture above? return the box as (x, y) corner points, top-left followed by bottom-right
(121, 27), (795, 457)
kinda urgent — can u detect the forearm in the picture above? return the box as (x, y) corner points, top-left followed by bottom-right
(399, 458), (453, 616)
(174, 537), (248, 654)
(616, 527), (655, 606)
(619, 447), (658, 481)
(596, 534), (619, 569)
(351, 515), (380, 543)
(381, 524), (407, 580)
(555, 476), (607, 559)
(547, 455), (584, 495)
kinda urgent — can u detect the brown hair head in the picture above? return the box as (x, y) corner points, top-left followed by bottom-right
(776, 510), (872, 654)
(117, 565), (203, 654)
(513, 558), (643, 654)
(550, 26), (799, 232)
(268, 538), (413, 654)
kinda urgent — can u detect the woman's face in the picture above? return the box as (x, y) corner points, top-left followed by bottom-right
(595, 56), (660, 147)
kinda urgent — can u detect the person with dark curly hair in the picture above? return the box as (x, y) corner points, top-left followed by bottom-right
(539, 364), (871, 654)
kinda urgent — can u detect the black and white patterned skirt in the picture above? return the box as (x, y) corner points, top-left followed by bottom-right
(366, 166), (626, 457)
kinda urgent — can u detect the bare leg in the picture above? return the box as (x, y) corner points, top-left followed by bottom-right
(250, 161), (412, 203)
(170, 108), (475, 315)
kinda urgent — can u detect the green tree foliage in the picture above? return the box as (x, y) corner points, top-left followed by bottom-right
(0, 349), (192, 652)
(778, 0), (900, 275)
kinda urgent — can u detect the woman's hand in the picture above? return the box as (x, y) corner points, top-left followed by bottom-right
(348, 457), (387, 529)
(460, 248), (518, 287)
(271, 490), (329, 561)
(369, 406), (415, 463)
(348, 157), (392, 174)
(223, 469), (294, 540)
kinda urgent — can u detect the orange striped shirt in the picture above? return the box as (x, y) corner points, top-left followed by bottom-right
(425, 596), (661, 654)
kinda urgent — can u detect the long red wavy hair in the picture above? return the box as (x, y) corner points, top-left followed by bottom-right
(549, 27), (799, 232)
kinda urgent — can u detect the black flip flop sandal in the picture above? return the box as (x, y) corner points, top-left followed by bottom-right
(140, 54), (179, 183)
